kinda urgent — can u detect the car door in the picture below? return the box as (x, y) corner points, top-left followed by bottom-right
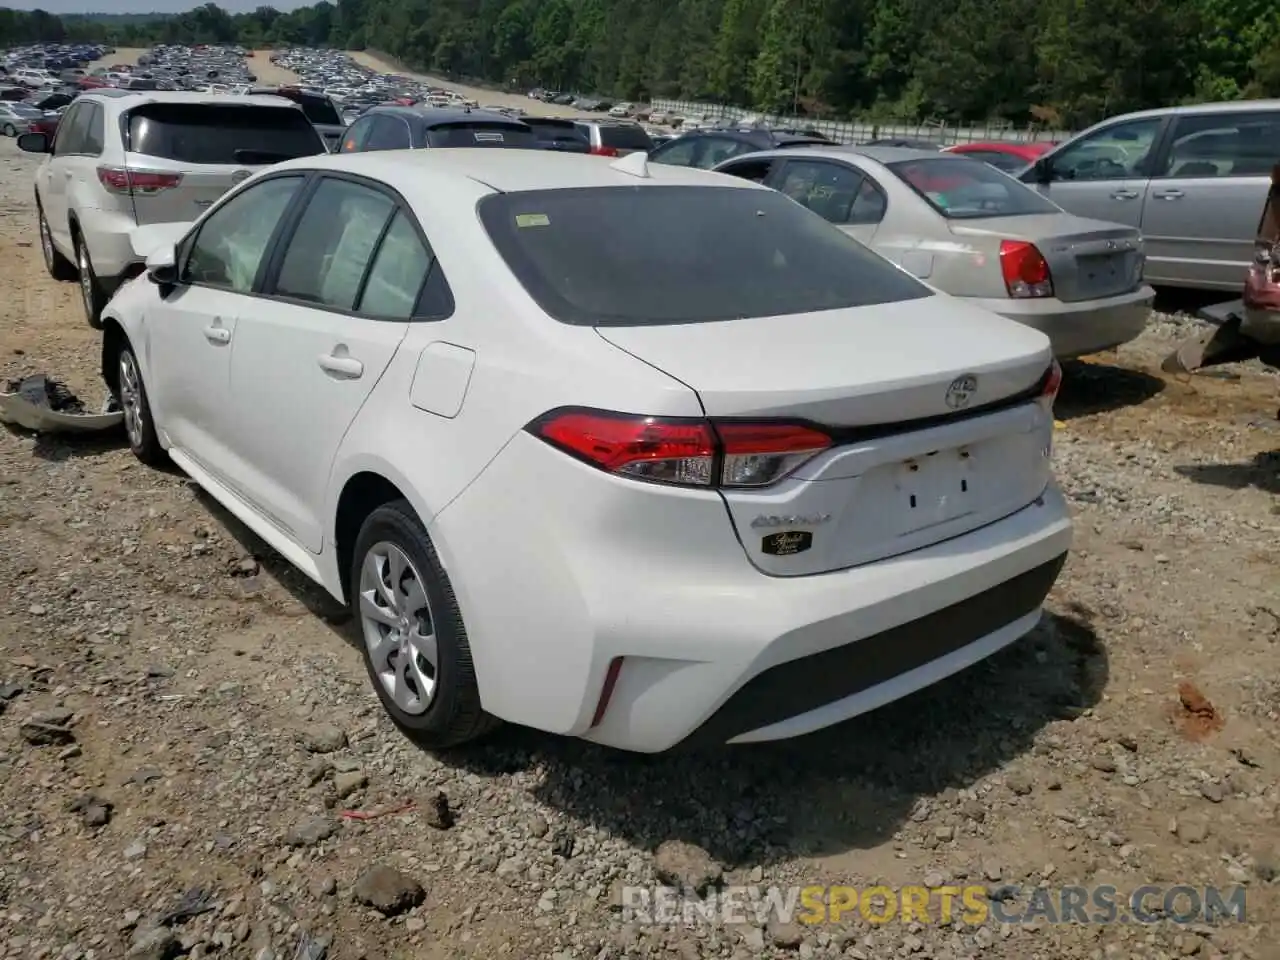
(41, 100), (87, 256)
(222, 175), (416, 552)
(148, 174), (308, 477)
(1022, 115), (1168, 230)
(1137, 109), (1280, 290)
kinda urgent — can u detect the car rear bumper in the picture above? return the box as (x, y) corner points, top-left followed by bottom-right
(430, 431), (1073, 753)
(79, 212), (141, 281)
(965, 285), (1154, 359)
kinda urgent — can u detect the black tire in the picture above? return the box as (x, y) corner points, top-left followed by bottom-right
(38, 203), (75, 282)
(115, 339), (166, 467)
(73, 229), (107, 329)
(349, 499), (498, 748)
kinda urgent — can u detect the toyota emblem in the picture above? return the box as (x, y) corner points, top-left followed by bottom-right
(230, 169), (251, 184)
(944, 374), (978, 410)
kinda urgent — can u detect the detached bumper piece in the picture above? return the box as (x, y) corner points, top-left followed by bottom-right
(680, 552), (1068, 749)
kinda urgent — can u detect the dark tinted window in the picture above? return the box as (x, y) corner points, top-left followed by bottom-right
(340, 116), (374, 153)
(52, 101), (88, 154)
(364, 115), (411, 150)
(126, 105), (324, 164)
(524, 118), (579, 137)
(597, 124), (653, 150)
(886, 157), (1059, 219)
(479, 185), (930, 326)
(294, 94), (342, 126)
(425, 121), (536, 148)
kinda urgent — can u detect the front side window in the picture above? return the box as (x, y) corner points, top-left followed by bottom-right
(273, 177), (396, 310)
(649, 137), (697, 166)
(1046, 117), (1162, 181)
(1160, 111), (1280, 178)
(80, 102), (104, 155)
(698, 136), (752, 169)
(183, 175), (304, 291)
(887, 157), (1060, 219)
(52, 101), (86, 155)
(479, 185), (930, 326)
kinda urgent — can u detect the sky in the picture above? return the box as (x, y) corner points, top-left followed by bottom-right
(2, 0), (311, 11)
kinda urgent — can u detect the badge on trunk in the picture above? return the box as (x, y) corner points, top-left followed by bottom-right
(761, 531), (813, 556)
(230, 169), (251, 184)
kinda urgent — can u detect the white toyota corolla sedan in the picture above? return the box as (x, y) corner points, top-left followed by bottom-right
(99, 148), (1073, 753)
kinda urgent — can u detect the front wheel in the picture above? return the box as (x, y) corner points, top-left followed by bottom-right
(116, 340), (166, 466)
(350, 499), (497, 749)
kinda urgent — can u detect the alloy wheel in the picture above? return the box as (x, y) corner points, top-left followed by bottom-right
(358, 541), (438, 715)
(117, 350), (145, 449)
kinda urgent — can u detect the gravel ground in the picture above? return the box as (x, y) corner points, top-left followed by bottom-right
(1, 123), (1279, 960)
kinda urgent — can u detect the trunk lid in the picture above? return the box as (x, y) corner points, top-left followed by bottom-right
(949, 214), (1143, 302)
(597, 297), (1057, 575)
(122, 101), (326, 226)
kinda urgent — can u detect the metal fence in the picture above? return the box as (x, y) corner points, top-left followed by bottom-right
(648, 98), (1076, 145)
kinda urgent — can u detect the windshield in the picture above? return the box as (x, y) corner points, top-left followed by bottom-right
(597, 124), (653, 150)
(886, 157), (1059, 219)
(478, 185), (931, 326)
(425, 121), (536, 148)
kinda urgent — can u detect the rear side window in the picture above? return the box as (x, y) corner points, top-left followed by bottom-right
(886, 157), (1060, 219)
(424, 122), (536, 148)
(125, 104), (324, 164)
(597, 124), (653, 150)
(479, 185), (930, 326)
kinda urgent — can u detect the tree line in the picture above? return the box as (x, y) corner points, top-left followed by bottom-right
(3, 0), (1280, 128)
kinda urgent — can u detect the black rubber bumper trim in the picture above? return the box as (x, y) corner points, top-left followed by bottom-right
(678, 551), (1068, 749)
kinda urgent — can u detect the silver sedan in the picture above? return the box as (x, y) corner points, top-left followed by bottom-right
(710, 146), (1155, 358)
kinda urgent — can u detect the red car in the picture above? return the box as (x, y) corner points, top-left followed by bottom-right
(943, 140), (1056, 173)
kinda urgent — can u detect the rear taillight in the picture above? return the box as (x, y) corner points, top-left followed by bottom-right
(528, 408), (831, 488)
(96, 166), (182, 195)
(999, 240), (1053, 299)
(1038, 360), (1062, 411)
(590, 145), (619, 157)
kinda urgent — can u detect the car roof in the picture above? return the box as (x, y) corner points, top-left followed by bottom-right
(368, 104), (525, 127)
(82, 89), (296, 109)
(1103, 98), (1280, 124)
(272, 148), (768, 195)
(741, 144), (962, 165)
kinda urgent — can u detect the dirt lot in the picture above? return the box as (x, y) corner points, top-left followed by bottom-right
(347, 51), (608, 120)
(1, 116), (1279, 959)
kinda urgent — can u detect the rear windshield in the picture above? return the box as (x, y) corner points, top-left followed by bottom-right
(478, 185), (931, 326)
(126, 104), (324, 164)
(597, 124), (653, 150)
(525, 118), (581, 137)
(425, 121), (536, 148)
(886, 157), (1058, 219)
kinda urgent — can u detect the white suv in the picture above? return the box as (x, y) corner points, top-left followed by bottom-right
(20, 90), (327, 327)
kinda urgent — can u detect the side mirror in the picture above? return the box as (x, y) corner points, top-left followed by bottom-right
(1031, 157), (1052, 184)
(145, 245), (179, 286)
(16, 131), (49, 154)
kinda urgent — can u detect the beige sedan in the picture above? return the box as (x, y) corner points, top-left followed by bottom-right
(709, 145), (1155, 358)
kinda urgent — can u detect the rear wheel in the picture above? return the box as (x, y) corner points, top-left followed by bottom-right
(74, 230), (106, 329)
(2, 123), (15, 137)
(350, 499), (497, 749)
(38, 204), (75, 281)
(115, 340), (166, 467)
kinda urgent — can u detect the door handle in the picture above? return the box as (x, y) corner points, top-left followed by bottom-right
(318, 353), (364, 379)
(1153, 189), (1184, 200)
(1109, 189), (1139, 200)
(202, 325), (231, 344)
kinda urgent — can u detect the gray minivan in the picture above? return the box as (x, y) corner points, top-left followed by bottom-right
(1020, 100), (1280, 291)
